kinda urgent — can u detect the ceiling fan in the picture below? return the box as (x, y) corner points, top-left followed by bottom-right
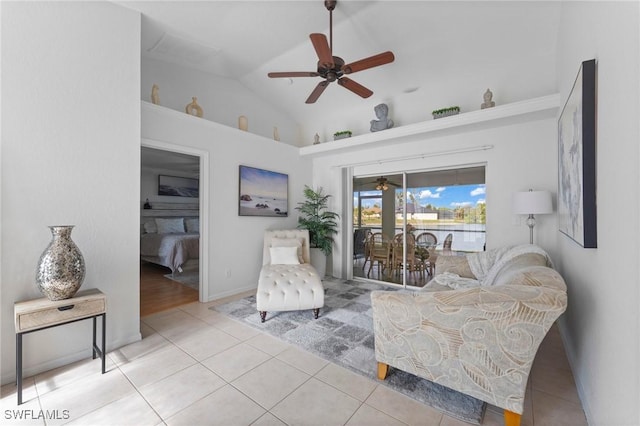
(375, 176), (400, 191)
(267, 0), (395, 104)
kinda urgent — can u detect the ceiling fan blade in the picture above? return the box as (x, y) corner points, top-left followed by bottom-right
(310, 33), (334, 68)
(342, 51), (395, 74)
(337, 77), (373, 98)
(305, 81), (330, 104)
(268, 72), (319, 78)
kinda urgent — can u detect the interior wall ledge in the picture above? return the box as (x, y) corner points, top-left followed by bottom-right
(141, 101), (298, 149)
(299, 93), (561, 158)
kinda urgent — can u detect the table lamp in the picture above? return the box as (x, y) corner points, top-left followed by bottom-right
(512, 189), (553, 244)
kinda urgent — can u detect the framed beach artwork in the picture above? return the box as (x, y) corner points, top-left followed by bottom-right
(158, 175), (199, 198)
(238, 165), (288, 217)
(558, 59), (597, 248)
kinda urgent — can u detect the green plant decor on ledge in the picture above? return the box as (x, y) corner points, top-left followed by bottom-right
(333, 130), (352, 140)
(432, 106), (460, 119)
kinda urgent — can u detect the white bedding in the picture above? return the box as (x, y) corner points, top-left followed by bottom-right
(140, 232), (199, 273)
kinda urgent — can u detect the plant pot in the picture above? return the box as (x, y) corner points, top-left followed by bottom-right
(333, 133), (351, 141)
(432, 110), (460, 119)
(309, 247), (327, 277)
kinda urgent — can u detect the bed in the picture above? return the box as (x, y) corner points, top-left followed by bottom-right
(140, 214), (199, 273)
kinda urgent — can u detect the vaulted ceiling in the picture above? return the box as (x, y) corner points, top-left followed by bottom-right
(120, 1), (561, 128)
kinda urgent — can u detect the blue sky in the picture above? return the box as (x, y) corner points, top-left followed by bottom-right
(357, 184), (485, 209)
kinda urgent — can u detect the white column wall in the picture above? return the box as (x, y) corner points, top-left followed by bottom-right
(555, 2), (640, 424)
(1, 2), (141, 383)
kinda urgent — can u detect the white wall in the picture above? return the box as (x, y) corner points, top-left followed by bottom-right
(1, 2), (141, 383)
(310, 114), (559, 279)
(300, 67), (559, 149)
(141, 57), (302, 146)
(555, 2), (640, 424)
(142, 103), (313, 301)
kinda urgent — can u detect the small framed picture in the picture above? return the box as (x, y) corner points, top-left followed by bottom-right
(158, 175), (199, 198)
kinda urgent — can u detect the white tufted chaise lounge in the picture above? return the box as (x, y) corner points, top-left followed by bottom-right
(256, 230), (324, 323)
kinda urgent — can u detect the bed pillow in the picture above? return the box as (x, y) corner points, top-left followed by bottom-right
(269, 246), (300, 265)
(185, 218), (200, 233)
(271, 237), (304, 263)
(143, 220), (157, 234)
(155, 218), (185, 234)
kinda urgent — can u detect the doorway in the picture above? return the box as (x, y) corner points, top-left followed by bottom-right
(140, 141), (209, 315)
(352, 166), (486, 289)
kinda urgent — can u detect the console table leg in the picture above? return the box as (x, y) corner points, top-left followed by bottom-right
(101, 313), (106, 374)
(92, 317), (97, 360)
(16, 333), (23, 405)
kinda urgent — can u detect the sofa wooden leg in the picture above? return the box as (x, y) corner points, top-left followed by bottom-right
(259, 311), (267, 323)
(504, 410), (521, 426)
(313, 308), (320, 319)
(377, 362), (389, 380)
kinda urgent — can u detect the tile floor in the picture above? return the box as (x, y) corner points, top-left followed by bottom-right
(2, 291), (587, 426)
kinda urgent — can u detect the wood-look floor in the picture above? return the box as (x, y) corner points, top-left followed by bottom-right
(140, 262), (198, 317)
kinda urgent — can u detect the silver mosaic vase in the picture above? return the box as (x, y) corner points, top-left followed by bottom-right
(36, 226), (85, 300)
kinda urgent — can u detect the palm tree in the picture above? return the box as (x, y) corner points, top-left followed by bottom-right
(296, 186), (339, 256)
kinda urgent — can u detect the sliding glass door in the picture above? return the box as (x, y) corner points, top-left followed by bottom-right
(352, 166), (486, 289)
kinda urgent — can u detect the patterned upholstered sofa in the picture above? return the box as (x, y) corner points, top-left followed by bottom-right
(371, 248), (567, 426)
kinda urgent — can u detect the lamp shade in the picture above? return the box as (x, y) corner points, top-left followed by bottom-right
(512, 190), (553, 215)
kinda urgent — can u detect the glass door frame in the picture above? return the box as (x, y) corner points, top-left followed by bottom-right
(349, 171), (418, 290)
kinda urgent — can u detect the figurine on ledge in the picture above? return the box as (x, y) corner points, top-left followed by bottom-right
(481, 88), (496, 109)
(370, 103), (394, 132)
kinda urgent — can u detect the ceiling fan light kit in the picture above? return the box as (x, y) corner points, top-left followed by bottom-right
(267, 0), (395, 104)
(375, 176), (390, 191)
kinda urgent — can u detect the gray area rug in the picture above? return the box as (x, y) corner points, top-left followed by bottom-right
(164, 272), (198, 290)
(164, 260), (199, 290)
(212, 278), (486, 424)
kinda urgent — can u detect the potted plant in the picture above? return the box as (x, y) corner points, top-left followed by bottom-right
(333, 130), (352, 140)
(295, 185), (339, 276)
(432, 106), (460, 119)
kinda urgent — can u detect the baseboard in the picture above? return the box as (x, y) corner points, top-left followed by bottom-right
(206, 284), (256, 302)
(110, 332), (143, 353)
(557, 318), (593, 425)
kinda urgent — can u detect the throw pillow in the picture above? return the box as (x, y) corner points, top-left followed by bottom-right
(269, 246), (300, 265)
(271, 237), (304, 263)
(492, 253), (547, 287)
(436, 256), (476, 279)
(185, 218), (200, 233)
(143, 220), (157, 234)
(155, 218), (185, 234)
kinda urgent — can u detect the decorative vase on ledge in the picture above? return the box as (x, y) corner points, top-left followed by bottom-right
(36, 226), (85, 301)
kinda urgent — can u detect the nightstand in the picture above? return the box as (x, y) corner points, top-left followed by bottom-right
(14, 288), (106, 405)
